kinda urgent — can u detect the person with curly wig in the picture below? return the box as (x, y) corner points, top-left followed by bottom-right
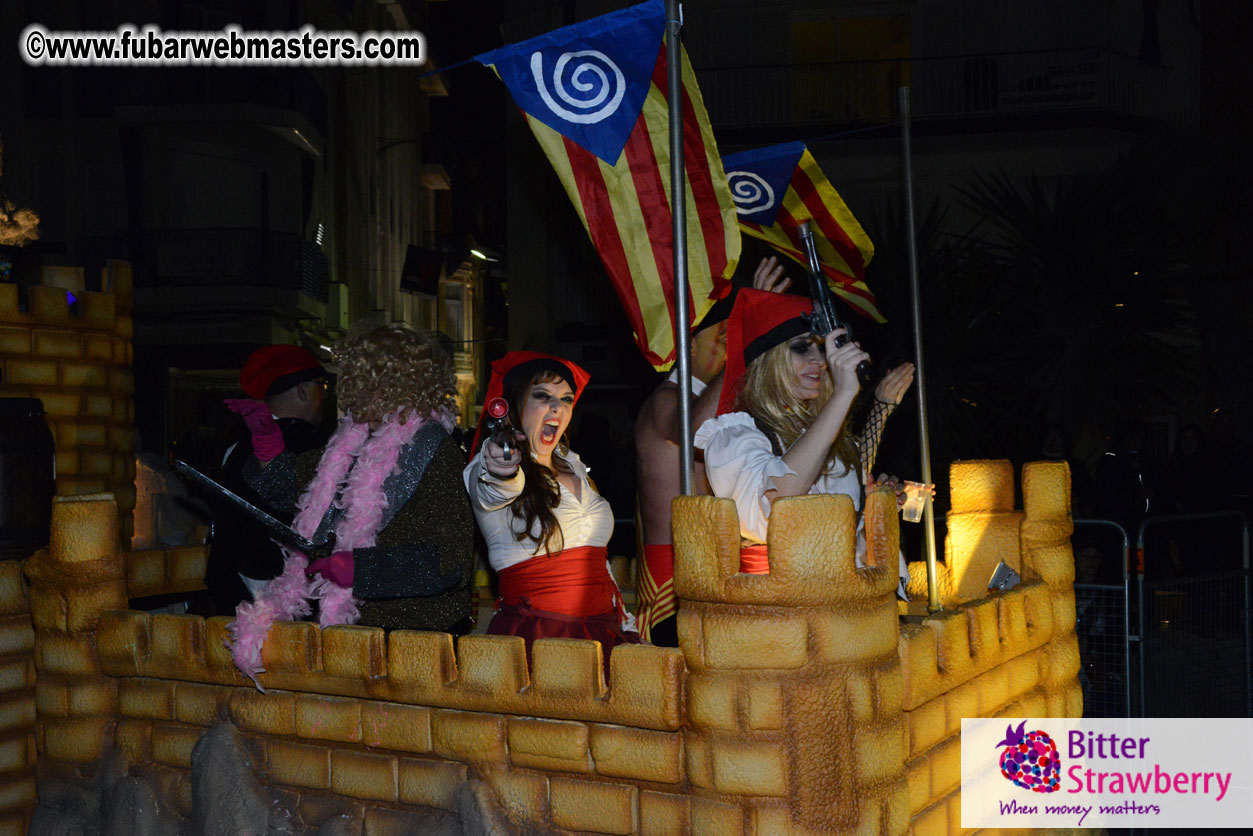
(464, 351), (639, 669)
(224, 323), (475, 685)
(695, 289), (913, 595)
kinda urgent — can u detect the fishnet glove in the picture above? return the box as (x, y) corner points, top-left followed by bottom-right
(857, 397), (895, 486)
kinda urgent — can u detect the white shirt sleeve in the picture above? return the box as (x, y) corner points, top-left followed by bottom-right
(695, 413), (797, 543)
(463, 452), (525, 512)
(462, 449), (614, 573)
(695, 415), (908, 598)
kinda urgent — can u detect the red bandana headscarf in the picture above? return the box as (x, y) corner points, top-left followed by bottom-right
(470, 351), (591, 455)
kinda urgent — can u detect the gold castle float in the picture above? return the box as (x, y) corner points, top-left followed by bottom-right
(0, 274), (1083, 835)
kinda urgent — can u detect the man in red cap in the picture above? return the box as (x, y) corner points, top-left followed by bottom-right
(204, 345), (329, 614)
(633, 256), (790, 646)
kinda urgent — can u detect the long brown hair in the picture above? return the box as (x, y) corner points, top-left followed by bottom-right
(504, 369), (571, 554)
(736, 339), (859, 479)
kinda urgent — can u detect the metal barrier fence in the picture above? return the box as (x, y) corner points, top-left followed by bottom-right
(1074, 579), (1130, 717)
(1073, 513), (1251, 718)
(1136, 512), (1252, 718)
(1073, 519), (1131, 717)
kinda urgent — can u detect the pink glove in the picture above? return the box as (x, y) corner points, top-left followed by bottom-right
(306, 551), (354, 588)
(224, 398), (285, 462)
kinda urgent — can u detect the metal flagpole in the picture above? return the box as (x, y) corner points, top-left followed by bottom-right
(898, 86), (940, 612)
(666, 0), (693, 495)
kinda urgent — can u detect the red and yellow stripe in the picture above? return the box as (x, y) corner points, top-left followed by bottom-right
(524, 41), (741, 369)
(636, 543), (677, 641)
(741, 148), (884, 322)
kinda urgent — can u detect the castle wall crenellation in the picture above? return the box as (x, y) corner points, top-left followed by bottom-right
(0, 264), (137, 540)
(125, 545), (207, 598)
(900, 460), (1083, 836)
(96, 612), (687, 732)
(670, 489), (915, 835)
(6, 460), (1083, 835)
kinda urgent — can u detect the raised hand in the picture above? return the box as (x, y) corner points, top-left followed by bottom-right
(224, 398), (285, 462)
(752, 255), (792, 293)
(874, 362), (916, 406)
(824, 329), (870, 396)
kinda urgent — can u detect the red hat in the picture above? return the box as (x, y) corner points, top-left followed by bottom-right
(239, 345), (326, 399)
(717, 289), (814, 415)
(471, 351), (591, 455)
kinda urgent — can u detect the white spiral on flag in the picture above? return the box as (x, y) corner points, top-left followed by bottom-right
(726, 171), (775, 216)
(530, 49), (626, 124)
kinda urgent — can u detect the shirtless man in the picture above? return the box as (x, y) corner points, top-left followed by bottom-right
(634, 257), (790, 645)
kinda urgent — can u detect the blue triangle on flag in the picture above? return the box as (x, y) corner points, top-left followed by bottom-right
(722, 141), (807, 228)
(66, 291), (78, 305)
(476, 0), (664, 164)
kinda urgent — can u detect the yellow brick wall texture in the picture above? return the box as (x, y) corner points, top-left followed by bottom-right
(124, 545), (208, 599)
(16, 466), (1082, 835)
(24, 494), (127, 798)
(670, 490), (913, 836)
(902, 460), (1082, 834)
(0, 263), (136, 540)
(0, 561), (36, 831)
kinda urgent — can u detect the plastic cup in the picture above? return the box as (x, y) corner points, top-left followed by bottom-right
(900, 481), (931, 523)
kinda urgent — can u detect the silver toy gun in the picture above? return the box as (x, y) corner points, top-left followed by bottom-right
(797, 220), (872, 385)
(484, 397), (516, 459)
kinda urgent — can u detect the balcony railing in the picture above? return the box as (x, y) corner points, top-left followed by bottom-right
(134, 228), (329, 303)
(697, 47), (1192, 131)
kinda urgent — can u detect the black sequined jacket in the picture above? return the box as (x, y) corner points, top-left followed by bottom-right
(244, 422), (476, 632)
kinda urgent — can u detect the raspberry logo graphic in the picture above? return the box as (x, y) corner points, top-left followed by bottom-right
(995, 720), (1061, 793)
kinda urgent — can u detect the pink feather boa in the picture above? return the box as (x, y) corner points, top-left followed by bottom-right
(227, 408), (452, 687)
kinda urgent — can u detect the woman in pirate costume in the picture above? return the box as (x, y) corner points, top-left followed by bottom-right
(465, 351), (639, 666)
(694, 289), (914, 594)
(224, 323), (474, 684)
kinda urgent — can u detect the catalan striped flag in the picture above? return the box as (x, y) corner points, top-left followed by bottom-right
(477, 0), (740, 370)
(723, 141), (884, 321)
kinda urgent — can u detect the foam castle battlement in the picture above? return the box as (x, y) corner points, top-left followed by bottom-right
(0, 460), (1083, 835)
(0, 264), (137, 540)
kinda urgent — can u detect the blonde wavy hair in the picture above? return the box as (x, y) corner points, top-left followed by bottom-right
(332, 322), (456, 423)
(736, 339), (859, 479)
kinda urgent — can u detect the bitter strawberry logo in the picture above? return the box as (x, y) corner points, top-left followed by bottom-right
(995, 720), (1061, 793)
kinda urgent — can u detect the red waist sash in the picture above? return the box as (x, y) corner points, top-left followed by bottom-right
(740, 544), (770, 574)
(497, 545), (618, 618)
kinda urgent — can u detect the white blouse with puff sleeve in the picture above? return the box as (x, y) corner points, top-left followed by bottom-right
(462, 448), (614, 572)
(695, 412), (908, 596)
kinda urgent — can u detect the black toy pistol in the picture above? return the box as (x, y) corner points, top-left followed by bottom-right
(797, 220), (872, 385)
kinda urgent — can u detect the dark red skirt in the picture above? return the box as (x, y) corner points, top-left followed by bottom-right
(486, 600), (640, 678)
